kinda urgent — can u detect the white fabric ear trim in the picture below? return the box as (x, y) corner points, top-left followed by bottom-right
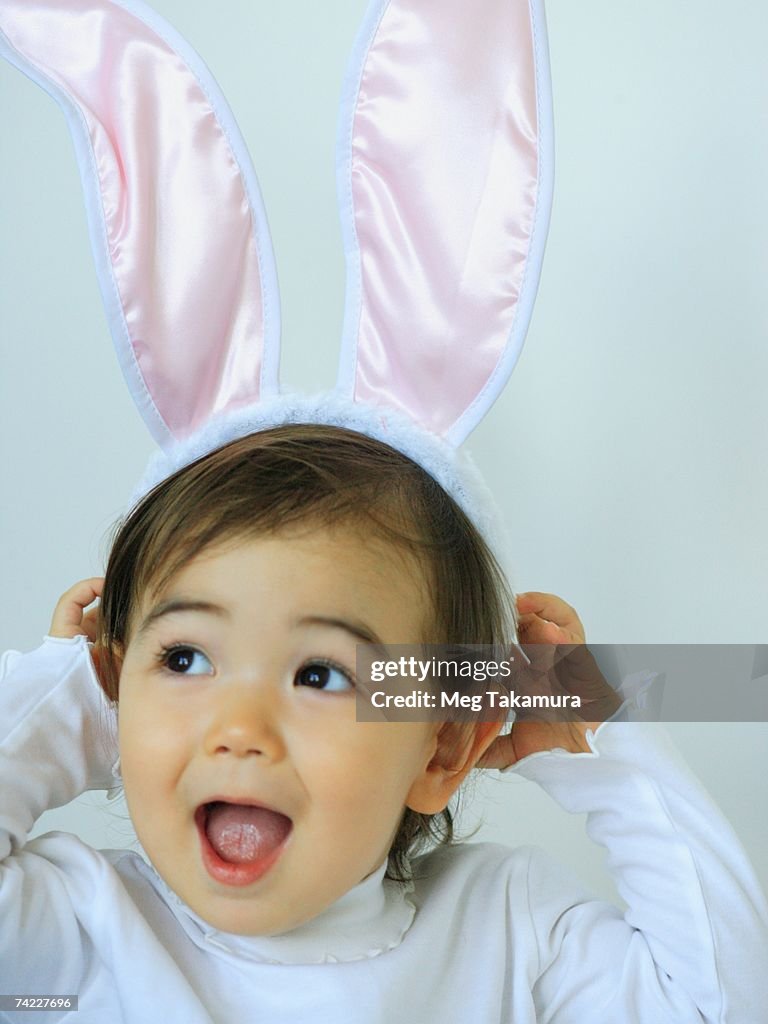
(130, 390), (509, 558)
(334, 0), (387, 396)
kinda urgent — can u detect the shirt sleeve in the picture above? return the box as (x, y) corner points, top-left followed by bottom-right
(0, 635), (120, 995)
(0, 648), (24, 682)
(509, 720), (768, 1024)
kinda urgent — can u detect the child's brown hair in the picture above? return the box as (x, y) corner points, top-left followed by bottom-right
(97, 424), (514, 881)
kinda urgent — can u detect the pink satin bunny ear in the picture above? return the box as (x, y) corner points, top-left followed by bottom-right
(335, 0), (553, 445)
(0, 0), (280, 448)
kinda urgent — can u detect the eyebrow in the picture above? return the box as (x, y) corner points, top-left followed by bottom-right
(134, 603), (380, 645)
(298, 615), (381, 645)
(135, 598), (230, 640)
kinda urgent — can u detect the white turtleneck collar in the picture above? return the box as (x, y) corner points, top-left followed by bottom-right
(143, 857), (417, 966)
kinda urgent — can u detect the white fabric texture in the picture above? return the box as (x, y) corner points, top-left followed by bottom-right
(130, 391), (507, 554)
(1, 637), (767, 1023)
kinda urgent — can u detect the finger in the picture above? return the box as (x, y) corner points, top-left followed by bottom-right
(518, 614), (571, 645)
(541, 645), (623, 722)
(566, 656), (623, 721)
(516, 592), (584, 639)
(80, 607), (102, 643)
(50, 578), (105, 637)
(476, 732), (518, 770)
(516, 591), (578, 624)
(59, 578), (104, 606)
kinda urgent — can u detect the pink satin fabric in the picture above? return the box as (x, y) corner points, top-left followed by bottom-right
(1, 0), (265, 439)
(349, 0), (540, 437)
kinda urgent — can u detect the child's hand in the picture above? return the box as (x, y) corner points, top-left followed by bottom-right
(516, 591), (586, 645)
(49, 578), (104, 642)
(477, 592), (622, 768)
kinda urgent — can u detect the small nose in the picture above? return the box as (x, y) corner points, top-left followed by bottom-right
(203, 684), (285, 760)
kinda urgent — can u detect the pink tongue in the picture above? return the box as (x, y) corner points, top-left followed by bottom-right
(205, 803), (291, 864)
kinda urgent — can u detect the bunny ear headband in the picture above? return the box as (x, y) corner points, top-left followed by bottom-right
(0, 0), (553, 537)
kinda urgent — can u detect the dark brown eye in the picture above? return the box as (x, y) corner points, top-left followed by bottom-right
(295, 661), (353, 692)
(297, 664), (328, 688)
(163, 647), (213, 675)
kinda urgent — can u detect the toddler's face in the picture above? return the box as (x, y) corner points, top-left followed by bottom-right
(116, 526), (443, 936)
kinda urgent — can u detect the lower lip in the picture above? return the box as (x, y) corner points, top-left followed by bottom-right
(195, 809), (291, 887)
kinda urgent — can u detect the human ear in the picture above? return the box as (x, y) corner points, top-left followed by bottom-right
(405, 718), (505, 815)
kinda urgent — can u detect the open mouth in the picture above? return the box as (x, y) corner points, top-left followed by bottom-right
(195, 800), (293, 887)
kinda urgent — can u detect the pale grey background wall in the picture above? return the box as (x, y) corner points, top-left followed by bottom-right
(1, 1), (766, 901)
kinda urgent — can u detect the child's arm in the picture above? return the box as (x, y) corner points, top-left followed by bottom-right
(495, 594), (768, 1023)
(0, 581), (119, 997)
(517, 721), (768, 1023)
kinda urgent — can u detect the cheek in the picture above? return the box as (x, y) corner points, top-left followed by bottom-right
(294, 723), (431, 812)
(117, 685), (182, 785)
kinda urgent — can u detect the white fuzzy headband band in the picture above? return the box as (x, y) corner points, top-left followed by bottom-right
(132, 391), (504, 550)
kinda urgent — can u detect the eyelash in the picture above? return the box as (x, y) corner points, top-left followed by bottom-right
(154, 645), (357, 691)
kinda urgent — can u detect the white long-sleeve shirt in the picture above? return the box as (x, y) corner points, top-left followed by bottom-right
(1, 635), (766, 1023)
